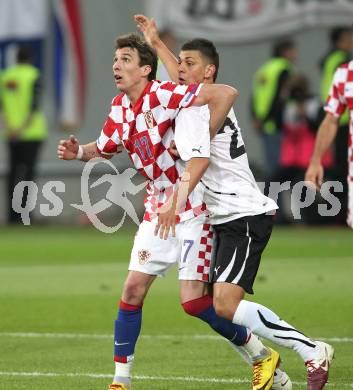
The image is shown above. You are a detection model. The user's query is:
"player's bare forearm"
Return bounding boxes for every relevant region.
[57,136,114,161]
[80,142,105,162]
[177,157,210,209]
[193,84,238,138]
[310,113,339,164]
[155,157,209,239]
[305,113,339,189]
[153,40,179,82]
[134,14,179,82]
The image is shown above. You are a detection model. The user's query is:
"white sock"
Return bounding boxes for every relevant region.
[232,300,319,361]
[242,333,269,361]
[113,360,133,387]
[229,339,284,378]
[229,341,253,365]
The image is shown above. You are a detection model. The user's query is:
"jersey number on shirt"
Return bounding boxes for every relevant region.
[219,117,246,159]
[132,131,154,164]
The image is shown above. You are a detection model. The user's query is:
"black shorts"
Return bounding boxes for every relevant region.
[211,213,273,294]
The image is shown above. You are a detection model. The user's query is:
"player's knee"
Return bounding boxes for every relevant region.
[122,280,148,305]
[181,300,199,317]
[181,295,213,317]
[213,296,235,321]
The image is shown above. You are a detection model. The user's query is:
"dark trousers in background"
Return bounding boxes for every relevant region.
[333,124,349,225]
[262,131,283,181]
[7,141,42,223]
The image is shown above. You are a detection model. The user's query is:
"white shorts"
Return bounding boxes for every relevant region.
[129,214,214,281]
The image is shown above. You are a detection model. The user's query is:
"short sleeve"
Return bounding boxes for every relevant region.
[156,81,203,120]
[174,105,210,161]
[96,102,123,155]
[324,66,347,118]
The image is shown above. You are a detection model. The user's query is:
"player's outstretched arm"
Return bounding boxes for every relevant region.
[193,84,238,138]
[134,14,179,82]
[305,113,339,190]
[57,135,113,162]
[155,157,210,240]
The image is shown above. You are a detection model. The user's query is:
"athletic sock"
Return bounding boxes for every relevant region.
[113,300,142,384]
[182,295,247,346]
[242,332,270,361]
[232,300,319,361]
[113,362,132,387]
[229,340,285,382]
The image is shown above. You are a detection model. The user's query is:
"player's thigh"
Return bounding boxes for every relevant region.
[129,220,180,277]
[212,213,273,294]
[177,214,214,283]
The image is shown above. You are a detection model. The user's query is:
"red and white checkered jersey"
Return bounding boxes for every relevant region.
[96,80,206,222]
[325,61,353,228]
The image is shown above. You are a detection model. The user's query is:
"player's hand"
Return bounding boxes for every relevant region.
[169,140,180,158]
[305,161,324,191]
[116,144,124,154]
[134,14,159,47]
[154,197,177,240]
[57,135,80,160]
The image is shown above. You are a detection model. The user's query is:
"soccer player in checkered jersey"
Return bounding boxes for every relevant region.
[135,14,335,390]
[57,33,279,390]
[306,60,353,229]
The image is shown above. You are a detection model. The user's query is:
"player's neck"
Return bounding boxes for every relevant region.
[203,78,213,85]
[126,80,150,106]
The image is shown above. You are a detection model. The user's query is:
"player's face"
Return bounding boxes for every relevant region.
[178,50,209,85]
[112,47,149,92]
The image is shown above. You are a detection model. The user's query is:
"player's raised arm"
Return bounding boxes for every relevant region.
[193,83,238,138]
[134,14,179,82]
[305,113,339,190]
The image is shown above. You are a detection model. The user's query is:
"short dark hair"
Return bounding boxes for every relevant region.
[272,39,296,57]
[330,26,352,46]
[17,45,34,64]
[115,33,158,81]
[181,38,219,81]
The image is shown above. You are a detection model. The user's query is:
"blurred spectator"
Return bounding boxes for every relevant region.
[156,28,177,81]
[0,45,48,223]
[275,75,333,223]
[319,26,353,224]
[250,39,297,181]
[281,75,332,172]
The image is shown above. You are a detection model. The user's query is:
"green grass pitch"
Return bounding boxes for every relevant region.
[0,225,352,389]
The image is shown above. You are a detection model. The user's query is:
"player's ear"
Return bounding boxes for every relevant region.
[205,64,216,81]
[141,64,152,79]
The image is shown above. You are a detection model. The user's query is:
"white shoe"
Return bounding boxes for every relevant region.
[316,341,334,364]
[271,369,292,389]
[306,340,334,390]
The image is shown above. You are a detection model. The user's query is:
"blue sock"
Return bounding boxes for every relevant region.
[114,300,142,362]
[183,295,247,346]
